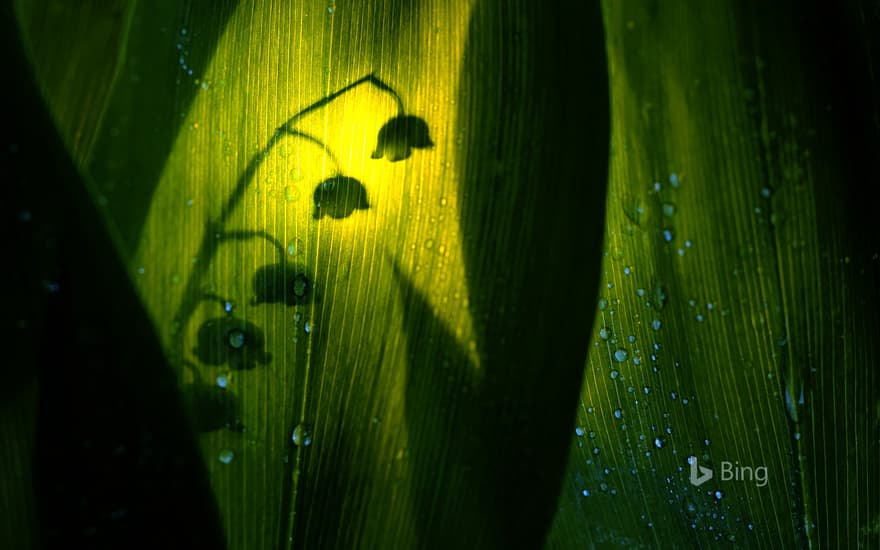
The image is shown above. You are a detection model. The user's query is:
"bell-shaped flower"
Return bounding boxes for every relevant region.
[312,176,370,220]
[370,115,433,162]
[193,317,270,370]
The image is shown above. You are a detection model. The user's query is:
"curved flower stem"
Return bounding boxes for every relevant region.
[218,130,342,226]
[169,73,404,371]
[219,229,287,260]
[279,72,405,134]
[198,291,240,312]
[181,359,203,384]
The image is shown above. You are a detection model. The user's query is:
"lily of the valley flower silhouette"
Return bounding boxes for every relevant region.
[193,317,271,370]
[312,176,370,220]
[181,382,243,433]
[173,74,433,440]
[252,262,313,306]
[371,115,434,162]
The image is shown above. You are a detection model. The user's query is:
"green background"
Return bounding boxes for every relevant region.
[2,0,878,548]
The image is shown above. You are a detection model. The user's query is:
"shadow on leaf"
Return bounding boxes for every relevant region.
[312,176,370,220]
[252,263,312,306]
[193,317,271,370]
[4,7,228,547]
[181,383,243,433]
[389,259,495,549]
[371,115,434,162]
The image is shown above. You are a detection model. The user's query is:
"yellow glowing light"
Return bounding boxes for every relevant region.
[133,3,477,546]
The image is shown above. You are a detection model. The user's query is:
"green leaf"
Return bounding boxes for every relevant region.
[14,0,135,165]
[546,0,880,547]
[12,0,609,548]
[10,0,878,548]
[2,3,226,547]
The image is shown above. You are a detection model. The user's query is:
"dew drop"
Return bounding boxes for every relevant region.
[653,284,668,310]
[227,329,246,349]
[291,423,312,447]
[614,349,628,362]
[218,449,234,464]
[622,197,646,226]
[287,238,304,256]
[283,186,301,202]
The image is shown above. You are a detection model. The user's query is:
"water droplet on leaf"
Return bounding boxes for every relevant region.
[227,329,246,349]
[292,423,312,447]
[194,317,271,370]
[252,263,313,306]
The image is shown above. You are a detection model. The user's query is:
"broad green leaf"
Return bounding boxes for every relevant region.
[14,0,134,165]
[3,4,225,547]
[13,0,609,548]
[11,0,879,548]
[546,0,879,548]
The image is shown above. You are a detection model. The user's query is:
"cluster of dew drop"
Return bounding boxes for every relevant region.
[569,172,756,542]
